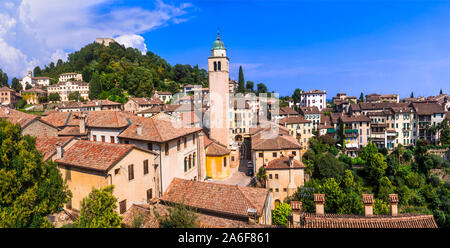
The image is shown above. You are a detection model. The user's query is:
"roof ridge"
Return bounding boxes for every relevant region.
[236,186,256,212]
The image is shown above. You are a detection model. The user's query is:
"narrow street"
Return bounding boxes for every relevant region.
[208,139,253,186]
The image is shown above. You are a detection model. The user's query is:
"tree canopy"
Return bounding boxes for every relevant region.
[74,186,122,228]
[0,119,71,227]
[35,42,208,100]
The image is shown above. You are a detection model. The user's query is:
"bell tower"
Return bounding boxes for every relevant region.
[208,31,230,147]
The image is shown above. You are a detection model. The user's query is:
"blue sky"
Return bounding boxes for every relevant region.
[1,0,450,98]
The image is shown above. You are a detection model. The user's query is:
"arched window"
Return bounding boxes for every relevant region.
[274,200,281,208]
[214,61,217,71]
[193,152,196,167]
[218,61,221,71]
[184,157,187,172]
[188,155,192,169]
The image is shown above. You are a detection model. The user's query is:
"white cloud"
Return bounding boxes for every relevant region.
[0,0,192,79]
[115,34,148,54]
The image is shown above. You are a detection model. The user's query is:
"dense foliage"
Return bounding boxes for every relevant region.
[74,186,122,228]
[155,203,199,228]
[0,69,8,87]
[291,135,450,227]
[272,203,292,226]
[0,119,71,227]
[34,42,208,102]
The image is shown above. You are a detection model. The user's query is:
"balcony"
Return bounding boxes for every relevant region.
[344,129,359,138]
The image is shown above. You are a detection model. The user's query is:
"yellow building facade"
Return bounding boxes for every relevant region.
[204,136,231,179]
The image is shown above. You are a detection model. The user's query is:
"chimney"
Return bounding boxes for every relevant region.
[136,124,142,135]
[362,194,374,217]
[56,142,63,159]
[389,194,399,216]
[290,201,302,227]
[287,154,297,196]
[313,194,325,216]
[247,208,257,225]
[288,154,294,168]
[79,114,86,134]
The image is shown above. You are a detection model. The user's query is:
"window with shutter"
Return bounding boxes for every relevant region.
[110,136,115,143]
[119,200,127,214]
[128,164,134,180]
[143,160,149,175]
[147,189,153,201]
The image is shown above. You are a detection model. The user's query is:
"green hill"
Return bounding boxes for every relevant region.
[34,41,208,103]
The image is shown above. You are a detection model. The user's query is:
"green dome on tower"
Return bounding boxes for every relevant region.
[212,31,225,50]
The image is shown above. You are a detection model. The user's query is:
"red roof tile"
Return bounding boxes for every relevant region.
[35,136,74,161]
[265,156,305,169]
[291,212,438,228]
[0,107,38,128]
[56,140,144,172]
[279,115,310,125]
[119,117,201,143]
[161,178,269,218]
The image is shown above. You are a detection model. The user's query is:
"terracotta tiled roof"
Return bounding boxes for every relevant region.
[121,203,166,228]
[21,87,46,94]
[340,114,371,123]
[279,115,310,125]
[155,91,172,95]
[58,126,88,136]
[301,90,326,94]
[50,81,88,87]
[0,87,15,92]
[292,212,438,228]
[137,104,183,114]
[131,97,164,106]
[161,178,269,218]
[40,112,73,127]
[57,100,121,109]
[249,122,291,136]
[0,107,38,128]
[265,156,305,169]
[118,117,201,143]
[56,140,143,172]
[32,76,51,80]
[358,102,408,111]
[252,132,301,151]
[85,111,136,128]
[35,136,74,161]
[299,106,321,115]
[271,107,299,116]
[412,102,445,115]
[122,203,271,228]
[205,137,230,156]
[390,106,414,113]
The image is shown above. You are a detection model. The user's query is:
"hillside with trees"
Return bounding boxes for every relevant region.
[33,42,208,103]
[287,136,450,228]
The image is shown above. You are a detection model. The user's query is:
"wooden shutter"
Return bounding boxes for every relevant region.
[147,189,153,201]
[128,164,134,180]
[119,200,127,214]
[143,160,149,175]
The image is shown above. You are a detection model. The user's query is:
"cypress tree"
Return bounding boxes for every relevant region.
[238,66,245,93]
